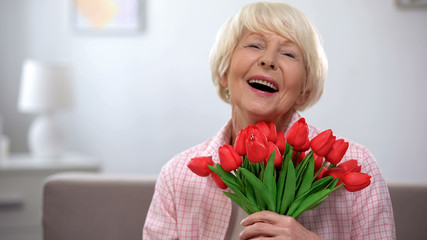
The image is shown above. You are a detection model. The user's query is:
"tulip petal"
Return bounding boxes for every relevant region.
[343,172,371,192]
[187,156,214,177]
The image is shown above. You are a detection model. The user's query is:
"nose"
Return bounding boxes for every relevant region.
[258,51,277,70]
[259,60,276,70]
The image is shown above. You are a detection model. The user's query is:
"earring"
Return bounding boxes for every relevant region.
[224,88,230,101]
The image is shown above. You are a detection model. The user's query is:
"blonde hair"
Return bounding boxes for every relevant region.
[209,1,328,111]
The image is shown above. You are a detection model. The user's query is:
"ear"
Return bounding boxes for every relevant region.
[219,74,228,87]
[295,90,310,106]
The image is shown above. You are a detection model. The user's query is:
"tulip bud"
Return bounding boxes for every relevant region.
[310,129,335,157]
[286,118,309,151]
[211,172,228,189]
[234,128,248,156]
[275,130,286,156]
[256,121,278,143]
[246,135,268,163]
[247,125,267,143]
[343,172,371,192]
[266,141,282,167]
[325,139,349,165]
[324,167,346,185]
[314,155,324,173]
[187,156,214,177]
[268,122,278,143]
[316,167,327,180]
[293,137,310,152]
[338,159,360,174]
[292,150,305,165]
[219,144,242,172]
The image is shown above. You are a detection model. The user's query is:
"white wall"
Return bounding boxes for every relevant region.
[1,0,426,181]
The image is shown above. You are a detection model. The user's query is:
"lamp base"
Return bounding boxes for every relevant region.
[28,113,64,158]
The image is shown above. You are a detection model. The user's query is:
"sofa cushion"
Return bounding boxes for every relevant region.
[42,172,156,240]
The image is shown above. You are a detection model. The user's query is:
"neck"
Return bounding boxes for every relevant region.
[229,107,296,146]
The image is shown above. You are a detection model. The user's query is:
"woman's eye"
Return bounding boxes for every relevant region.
[281,52,296,58]
[247,44,262,49]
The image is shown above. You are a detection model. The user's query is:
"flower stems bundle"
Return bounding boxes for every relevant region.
[188,119,371,219]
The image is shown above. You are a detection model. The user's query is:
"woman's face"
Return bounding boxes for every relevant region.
[220,30,307,125]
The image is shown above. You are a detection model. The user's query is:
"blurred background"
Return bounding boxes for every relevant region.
[0,0,426,181]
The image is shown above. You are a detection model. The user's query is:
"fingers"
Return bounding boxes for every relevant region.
[239,212,322,240]
[241,211,292,226]
[238,221,283,240]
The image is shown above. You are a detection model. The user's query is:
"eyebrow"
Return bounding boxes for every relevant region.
[244,32,296,46]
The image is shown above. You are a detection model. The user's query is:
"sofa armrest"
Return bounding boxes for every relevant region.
[42,172,156,240]
[388,181,427,240]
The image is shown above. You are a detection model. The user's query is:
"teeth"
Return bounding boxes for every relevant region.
[248,79,277,90]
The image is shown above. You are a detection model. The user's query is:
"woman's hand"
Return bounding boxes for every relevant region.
[239,211,325,240]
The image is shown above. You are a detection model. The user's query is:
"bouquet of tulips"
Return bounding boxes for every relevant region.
[188,118,371,219]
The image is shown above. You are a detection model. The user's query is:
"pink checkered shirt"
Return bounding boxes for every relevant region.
[143,113,396,239]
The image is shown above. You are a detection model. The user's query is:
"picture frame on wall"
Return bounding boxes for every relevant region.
[72,0,142,34]
[395,0,427,8]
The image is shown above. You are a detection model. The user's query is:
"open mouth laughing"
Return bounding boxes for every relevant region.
[247,79,278,93]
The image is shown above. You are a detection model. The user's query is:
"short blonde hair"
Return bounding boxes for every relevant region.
[209,1,328,111]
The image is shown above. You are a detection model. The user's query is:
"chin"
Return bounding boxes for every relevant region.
[246,108,279,122]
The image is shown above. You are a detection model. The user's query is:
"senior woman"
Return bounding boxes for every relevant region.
[143,2,395,239]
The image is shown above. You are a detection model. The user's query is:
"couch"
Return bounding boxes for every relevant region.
[42,172,427,240]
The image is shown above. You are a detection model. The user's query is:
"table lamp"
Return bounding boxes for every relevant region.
[18,59,73,158]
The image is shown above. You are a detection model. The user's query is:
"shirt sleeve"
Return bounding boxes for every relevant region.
[143,161,179,240]
[351,149,396,240]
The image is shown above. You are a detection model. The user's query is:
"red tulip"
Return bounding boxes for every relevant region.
[338,159,361,174]
[325,139,349,165]
[187,156,214,177]
[324,167,346,185]
[314,155,324,173]
[246,134,268,163]
[256,121,277,143]
[353,165,362,173]
[268,122,278,143]
[286,118,309,151]
[343,172,371,192]
[234,128,248,156]
[211,172,228,189]
[275,130,286,156]
[293,137,310,152]
[219,144,242,172]
[292,150,305,165]
[265,141,282,167]
[316,167,327,180]
[310,129,335,157]
[247,125,267,143]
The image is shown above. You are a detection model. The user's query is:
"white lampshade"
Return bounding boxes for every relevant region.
[18,59,74,158]
[18,59,73,113]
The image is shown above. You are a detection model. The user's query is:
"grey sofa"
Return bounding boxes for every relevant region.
[42,172,427,240]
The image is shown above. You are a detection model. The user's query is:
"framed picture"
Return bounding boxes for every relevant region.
[395,0,427,8]
[72,0,142,34]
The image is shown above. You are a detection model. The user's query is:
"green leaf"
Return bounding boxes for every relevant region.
[279,158,296,215]
[306,194,329,211]
[295,155,315,199]
[276,154,288,211]
[326,178,339,190]
[311,175,334,190]
[244,177,256,204]
[291,188,331,219]
[287,175,333,216]
[295,152,314,188]
[209,164,244,194]
[240,168,276,212]
[223,191,260,215]
[313,161,327,179]
[263,151,277,201]
[222,177,246,197]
